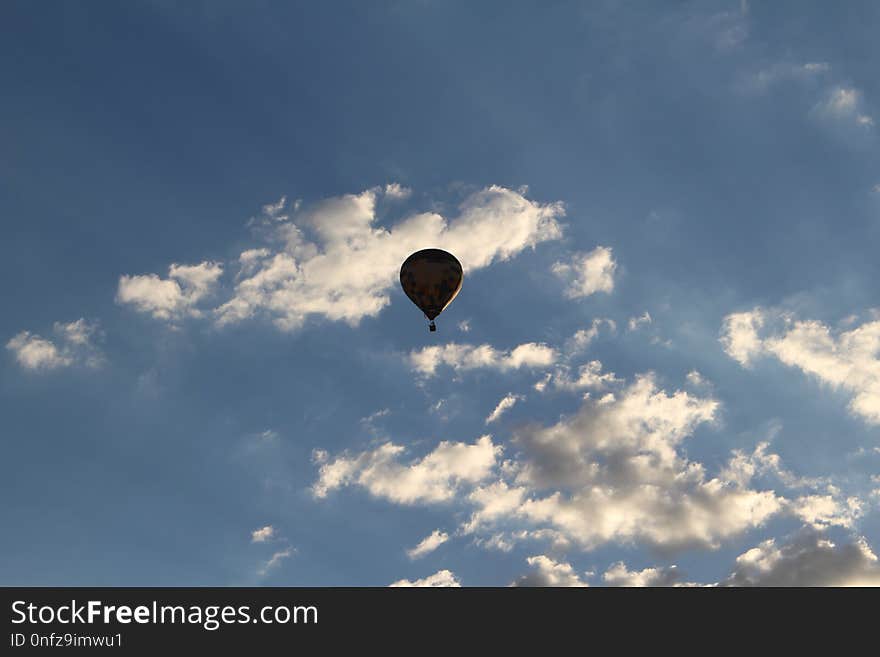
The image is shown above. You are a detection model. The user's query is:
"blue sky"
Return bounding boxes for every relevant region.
[2,0,880,586]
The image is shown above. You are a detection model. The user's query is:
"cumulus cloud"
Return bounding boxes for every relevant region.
[602,562,681,587]
[251,526,275,543]
[790,494,862,530]
[7,333,71,370]
[552,246,617,298]
[462,375,785,551]
[452,376,838,553]
[410,342,557,377]
[115,186,564,331]
[314,361,862,568]
[598,531,880,586]
[312,435,501,504]
[721,308,880,424]
[406,530,450,559]
[7,319,103,371]
[305,296,867,570]
[723,531,880,586]
[485,394,523,424]
[117,261,223,321]
[389,570,461,587]
[511,555,589,587]
[216,185,564,330]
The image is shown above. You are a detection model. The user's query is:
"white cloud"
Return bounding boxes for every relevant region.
[238,248,272,276]
[552,246,617,298]
[258,547,293,576]
[312,435,501,504]
[813,86,874,128]
[216,185,564,330]
[55,318,96,346]
[389,569,461,587]
[261,196,289,221]
[740,59,874,132]
[599,531,880,587]
[511,555,589,587]
[7,319,103,371]
[410,342,557,377]
[359,409,391,436]
[566,318,615,354]
[384,183,412,200]
[825,87,858,113]
[459,375,788,551]
[7,333,71,370]
[686,370,708,387]
[533,373,552,392]
[117,261,223,321]
[406,530,450,559]
[485,394,522,424]
[602,562,680,587]
[723,531,880,586]
[720,308,766,366]
[789,495,862,530]
[251,526,275,543]
[721,308,880,424]
[457,319,471,333]
[315,362,861,565]
[543,360,620,393]
[720,440,801,489]
[627,312,652,331]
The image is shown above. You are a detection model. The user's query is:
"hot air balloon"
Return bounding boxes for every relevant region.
[400,249,463,331]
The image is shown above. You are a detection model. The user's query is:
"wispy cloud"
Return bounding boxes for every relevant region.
[812,85,874,128]
[627,312,652,332]
[406,530,449,559]
[485,393,523,424]
[258,547,294,576]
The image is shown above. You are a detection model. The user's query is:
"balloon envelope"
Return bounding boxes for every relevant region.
[399,249,463,321]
